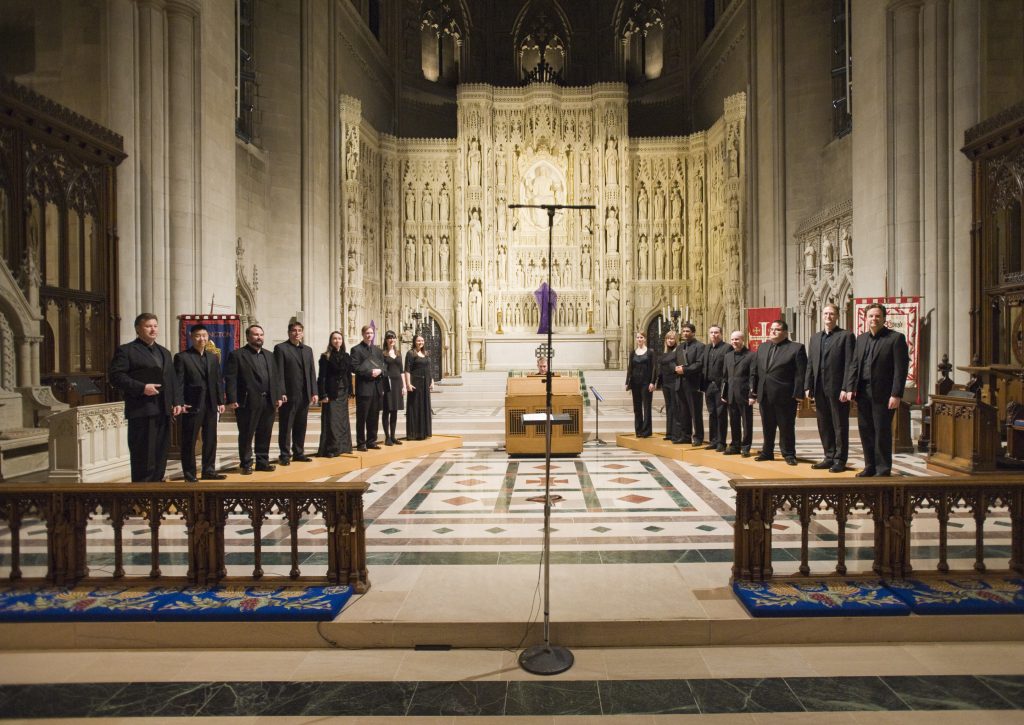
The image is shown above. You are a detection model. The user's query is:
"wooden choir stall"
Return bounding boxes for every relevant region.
[504,375,584,455]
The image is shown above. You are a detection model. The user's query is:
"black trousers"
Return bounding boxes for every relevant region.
[356,393,382,446]
[814,385,851,463]
[278,397,311,459]
[127,414,170,482]
[236,395,276,469]
[180,406,219,477]
[678,380,704,441]
[662,386,681,440]
[760,397,798,458]
[630,385,653,437]
[727,401,754,450]
[705,382,728,446]
[856,385,895,474]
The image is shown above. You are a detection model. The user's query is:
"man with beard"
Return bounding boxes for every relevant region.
[274,321,318,465]
[721,330,754,456]
[843,303,909,477]
[226,324,284,474]
[749,319,807,465]
[703,325,730,452]
[349,324,387,451]
[804,303,855,473]
[673,322,705,445]
[109,313,182,481]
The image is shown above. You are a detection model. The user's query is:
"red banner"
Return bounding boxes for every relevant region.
[853,297,920,391]
[177,314,242,375]
[746,307,782,352]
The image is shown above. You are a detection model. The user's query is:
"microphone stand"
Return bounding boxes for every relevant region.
[508,202,594,676]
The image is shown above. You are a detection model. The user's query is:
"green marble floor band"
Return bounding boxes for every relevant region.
[0,675,1021,718]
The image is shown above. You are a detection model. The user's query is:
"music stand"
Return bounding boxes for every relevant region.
[584,386,609,446]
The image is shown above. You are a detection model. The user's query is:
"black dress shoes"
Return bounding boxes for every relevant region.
[278,457,291,466]
[855,469,876,478]
[703,444,717,450]
[256,464,277,472]
[201,472,227,480]
[716,445,727,453]
[811,460,833,470]
[294,455,312,462]
[829,463,846,473]
[741,448,751,457]
[367,443,381,450]
[691,439,704,446]
[784,456,798,466]
[384,439,394,446]
[723,447,740,455]
[241,466,253,475]
[183,473,199,482]
[754,453,774,462]
[357,445,367,452]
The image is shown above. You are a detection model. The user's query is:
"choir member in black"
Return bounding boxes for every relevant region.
[674,322,706,445]
[174,324,226,481]
[380,331,405,446]
[274,321,318,465]
[842,303,910,477]
[704,325,730,452]
[109,313,182,482]
[625,330,657,438]
[350,324,387,451]
[720,330,754,456]
[749,319,807,465]
[656,330,683,442]
[226,324,284,473]
[804,303,856,473]
[404,334,434,440]
[316,331,352,457]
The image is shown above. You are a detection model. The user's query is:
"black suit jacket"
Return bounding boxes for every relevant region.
[174,347,223,413]
[845,327,910,401]
[721,347,753,406]
[750,339,807,405]
[225,345,284,408]
[674,339,706,389]
[704,341,729,389]
[804,327,855,398]
[274,341,317,402]
[656,346,680,391]
[350,341,387,398]
[317,350,352,400]
[109,338,181,418]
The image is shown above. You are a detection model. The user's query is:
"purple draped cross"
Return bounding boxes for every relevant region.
[534,282,557,335]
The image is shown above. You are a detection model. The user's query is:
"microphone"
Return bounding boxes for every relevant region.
[511,219,519,231]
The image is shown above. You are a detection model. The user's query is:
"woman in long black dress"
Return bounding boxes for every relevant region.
[380,330,405,446]
[316,331,352,456]
[625,330,657,438]
[404,334,433,440]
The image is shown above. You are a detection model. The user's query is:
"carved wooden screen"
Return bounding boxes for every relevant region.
[0,78,125,404]
[963,102,1024,367]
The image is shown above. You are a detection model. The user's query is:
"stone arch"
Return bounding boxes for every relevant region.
[511,0,572,83]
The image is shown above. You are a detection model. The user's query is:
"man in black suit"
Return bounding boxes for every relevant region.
[349,324,386,451]
[804,303,856,473]
[673,322,705,445]
[703,325,730,452]
[274,321,318,465]
[225,324,284,474]
[109,313,182,482]
[749,319,807,465]
[842,303,910,477]
[721,330,754,456]
[174,324,226,482]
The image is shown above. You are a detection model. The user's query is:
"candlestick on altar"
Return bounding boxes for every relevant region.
[586,307,594,334]
[496,308,505,335]
[673,294,678,309]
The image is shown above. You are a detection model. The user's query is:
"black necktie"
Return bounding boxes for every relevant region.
[767,344,777,369]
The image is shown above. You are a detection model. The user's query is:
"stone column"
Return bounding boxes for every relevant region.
[166,0,201,320]
[136,0,170,341]
[890,0,922,296]
[29,337,41,386]
[16,338,31,388]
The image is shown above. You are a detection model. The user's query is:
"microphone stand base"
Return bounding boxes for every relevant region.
[518,644,575,675]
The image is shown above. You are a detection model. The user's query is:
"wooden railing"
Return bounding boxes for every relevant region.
[731,476,1024,581]
[0,482,369,590]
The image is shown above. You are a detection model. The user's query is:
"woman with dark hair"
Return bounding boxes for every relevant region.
[625,330,657,438]
[404,334,433,440]
[316,331,352,457]
[380,330,405,446]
